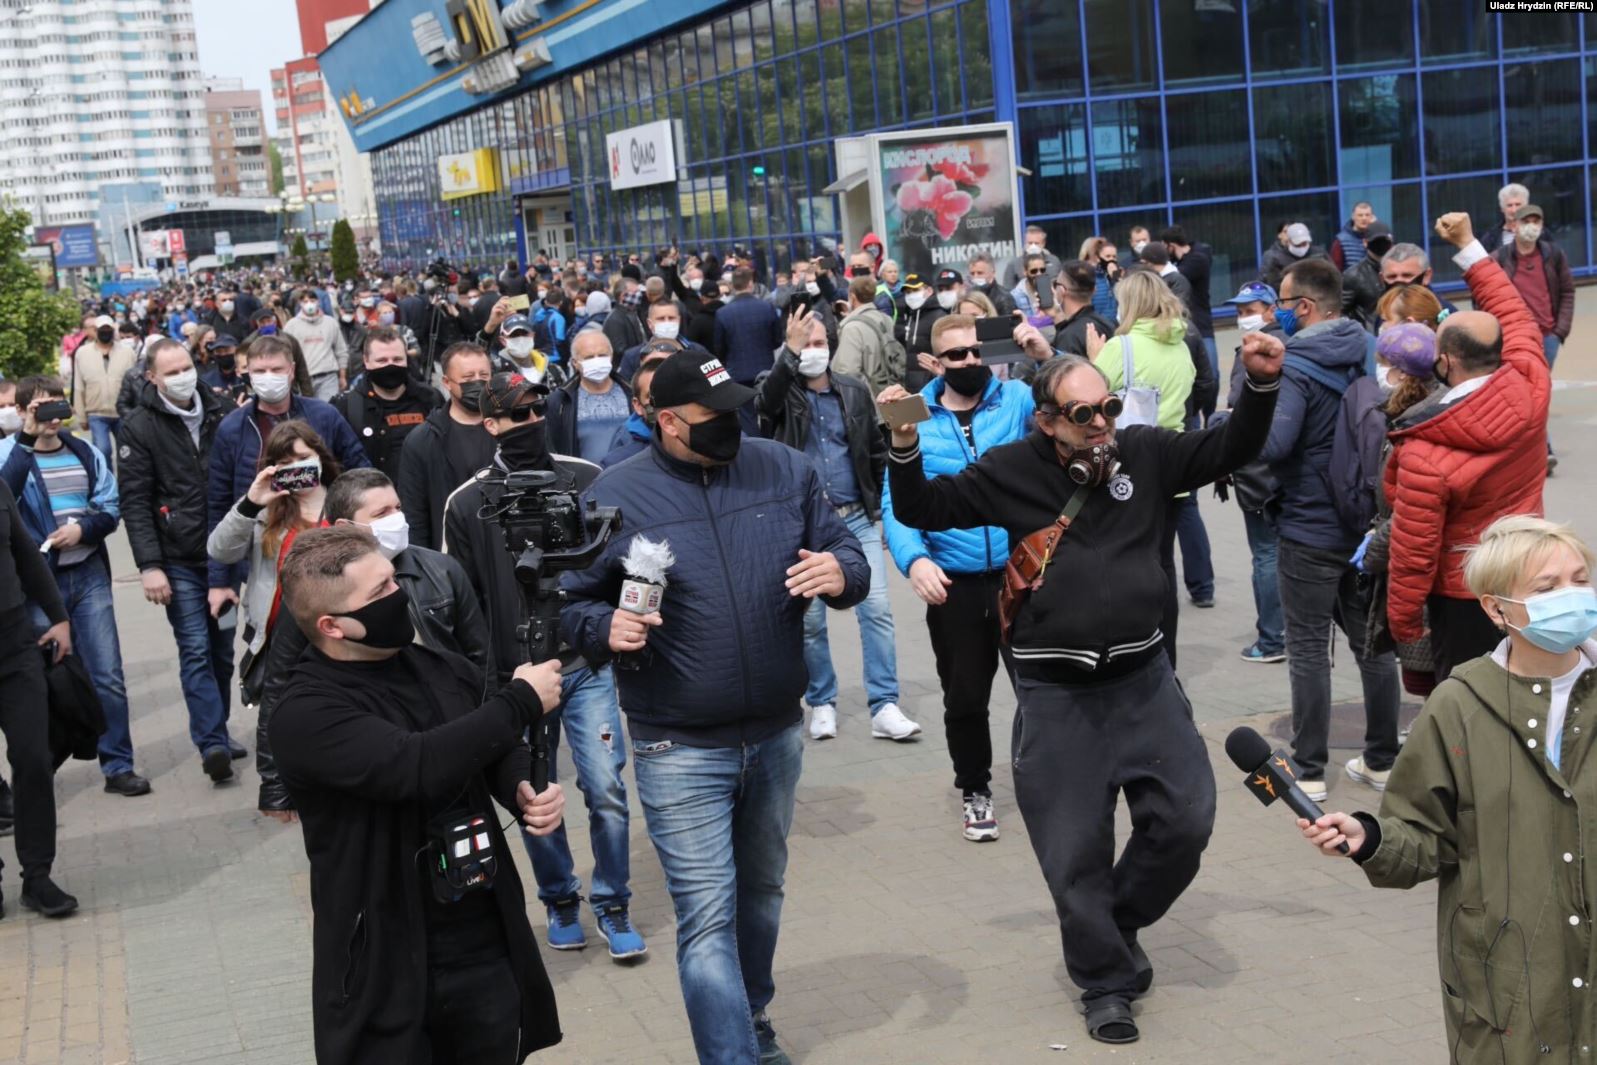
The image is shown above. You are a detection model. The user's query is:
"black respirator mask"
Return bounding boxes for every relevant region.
[1062,442,1122,488]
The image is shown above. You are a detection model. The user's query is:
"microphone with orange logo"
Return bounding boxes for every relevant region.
[1225,726,1349,855]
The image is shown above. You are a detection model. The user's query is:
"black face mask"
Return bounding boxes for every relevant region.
[497,419,548,470]
[849,266,873,279]
[678,410,741,465]
[337,585,414,649]
[456,380,486,414]
[368,364,409,390]
[1367,239,1393,258]
[97,327,115,344]
[214,354,237,372]
[1432,354,1452,388]
[943,364,992,399]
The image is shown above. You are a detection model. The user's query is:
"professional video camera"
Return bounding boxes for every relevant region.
[478,468,620,791]
[425,257,456,286]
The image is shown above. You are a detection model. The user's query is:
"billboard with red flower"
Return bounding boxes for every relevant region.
[875,126,1020,281]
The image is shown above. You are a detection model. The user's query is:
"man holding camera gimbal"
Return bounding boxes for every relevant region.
[441,372,645,961]
[270,524,566,1064]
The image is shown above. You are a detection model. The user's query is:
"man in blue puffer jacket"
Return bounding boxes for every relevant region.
[882,315,1035,844]
[561,350,868,1065]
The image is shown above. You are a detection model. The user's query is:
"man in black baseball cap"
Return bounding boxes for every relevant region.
[934,268,965,312]
[561,345,870,1065]
[442,368,646,963]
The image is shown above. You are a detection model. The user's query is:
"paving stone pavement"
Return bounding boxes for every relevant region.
[4,311,1597,1065]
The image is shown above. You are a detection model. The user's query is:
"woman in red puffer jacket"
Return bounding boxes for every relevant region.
[1384,213,1551,689]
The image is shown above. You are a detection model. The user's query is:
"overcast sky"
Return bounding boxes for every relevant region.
[192,0,304,135]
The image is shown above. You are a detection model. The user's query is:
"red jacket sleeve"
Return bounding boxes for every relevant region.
[1461,253,1550,432]
[1386,444,1448,646]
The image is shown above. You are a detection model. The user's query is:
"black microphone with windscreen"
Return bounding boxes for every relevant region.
[1225,726,1349,855]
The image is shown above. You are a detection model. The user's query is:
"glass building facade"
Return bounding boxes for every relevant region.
[368,0,1597,311]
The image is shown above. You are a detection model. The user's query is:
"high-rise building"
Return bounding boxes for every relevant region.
[204,78,270,198]
[294,0,370,57]
[271,57,338,197]
[0,0,212,230]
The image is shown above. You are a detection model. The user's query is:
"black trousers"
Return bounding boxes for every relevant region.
[1430,594,1503,684]
[1012,655,1216,1004]
[426,955,522,1065]
[925,571,1015,795]
[0,607,56,881]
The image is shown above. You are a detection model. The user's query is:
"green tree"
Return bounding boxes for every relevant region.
[267,142,285,196]
[0,203,81,379]
[290,233,309,278]
[329,218,357,282]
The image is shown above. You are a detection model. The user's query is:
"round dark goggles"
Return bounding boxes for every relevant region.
[1040,395,1124,425]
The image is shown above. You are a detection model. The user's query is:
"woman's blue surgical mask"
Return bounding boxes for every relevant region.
[1498,586,1597,654]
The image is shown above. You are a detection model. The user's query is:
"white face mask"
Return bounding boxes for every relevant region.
[797,346,830,377]
[1025,242,1042,255]
[162,368,199,404]
[652,320,680,340]
[0,406,20,433]
[1236,314,1266,333]
[686,277,704,292]
[804,280,821,297]
[250,371,292,403]
[339,313,355,323]
[936,289,959,310]
[580,356,613,382]
[362,511,410,560]
[905,290,927,310]
[1288,244,1310,258]
[1132,240,1148,254]
[1518,222,1543,242]
[505,336,536,358]
[1375,365,1397,393]
[300,302,320,318]
[220,300,234,314]
[360,296,378,308]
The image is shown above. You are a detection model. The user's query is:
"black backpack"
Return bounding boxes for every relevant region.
[1328,376,1390,538]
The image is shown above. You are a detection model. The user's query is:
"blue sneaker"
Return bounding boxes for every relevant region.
[753,1011,791,1065]
[1239,643,1286,664]
[545,896,587,951]
[594,904,647,961]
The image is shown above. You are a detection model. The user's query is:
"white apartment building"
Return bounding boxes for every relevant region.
[0,0,213,227]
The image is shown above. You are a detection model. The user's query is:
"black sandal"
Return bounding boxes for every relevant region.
[1085,1000,1140,1045]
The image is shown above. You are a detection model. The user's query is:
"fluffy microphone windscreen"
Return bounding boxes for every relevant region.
[1224,726,1273,772]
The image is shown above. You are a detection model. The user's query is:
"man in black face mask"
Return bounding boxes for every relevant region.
[561,349,871,1065]
[333,327,442,479]
[270,524,566,1064]
[880,334,1285,1048]
[397,342,494,550]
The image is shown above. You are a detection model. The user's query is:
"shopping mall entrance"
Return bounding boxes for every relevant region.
[520,196,574,264]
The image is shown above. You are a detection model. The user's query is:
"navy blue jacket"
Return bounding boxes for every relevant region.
[560,438,869,745]
[0,432,119,577]
[1257,318,1369,551]
[711,293,783,385]
[205,395,371,587]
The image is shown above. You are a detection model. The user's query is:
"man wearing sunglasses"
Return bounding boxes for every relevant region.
[880,330,1286,1048]
[441,372,646,965]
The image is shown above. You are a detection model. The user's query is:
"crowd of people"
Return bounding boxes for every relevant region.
[0,188,1582,1064]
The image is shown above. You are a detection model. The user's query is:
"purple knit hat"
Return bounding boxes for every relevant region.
[1377,322,1437,379]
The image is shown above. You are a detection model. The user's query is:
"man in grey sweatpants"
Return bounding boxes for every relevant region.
[880,323,1285,1046]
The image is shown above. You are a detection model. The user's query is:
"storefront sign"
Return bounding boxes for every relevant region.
[167,229,187,255]
[33,224,97,268]
[872,125,1022,282]
[606,120,679,191]
[141,230,170,260]
[438,148,501,200]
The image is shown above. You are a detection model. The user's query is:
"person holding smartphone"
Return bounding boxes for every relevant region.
[0,375,148,803]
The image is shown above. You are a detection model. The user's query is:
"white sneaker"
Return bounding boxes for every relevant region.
[870,703,921,741]
[808,705,837,740]
[1345,756,1390,792]
[963,793,999,842]
[1298,778,1328,802]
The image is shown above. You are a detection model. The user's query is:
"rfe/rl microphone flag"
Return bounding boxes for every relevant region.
[619,536,674,614]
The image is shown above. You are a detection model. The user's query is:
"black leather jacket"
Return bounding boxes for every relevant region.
[1341,255,1385,332]
[755,347,888,520]
[255,544,491,811]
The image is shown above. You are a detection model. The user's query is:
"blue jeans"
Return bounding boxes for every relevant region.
[802,509,898,713]
[88,415,119,465]
[28,554,134,776]
[1545,334,1561,368]
[632,723,803,1065]
[1242,508,1285,654]
[1174,493,1214,601]
[519,665,631,909]
[163,564,234,753]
